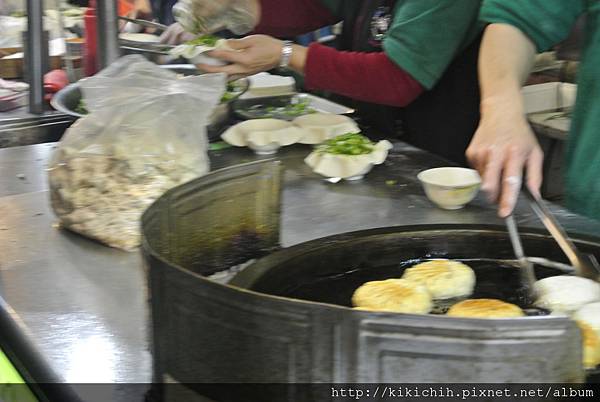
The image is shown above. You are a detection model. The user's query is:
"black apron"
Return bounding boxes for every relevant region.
[332,0,481,165]
[151,0,178,25]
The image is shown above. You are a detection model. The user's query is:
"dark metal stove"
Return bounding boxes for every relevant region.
[142,160,598,402]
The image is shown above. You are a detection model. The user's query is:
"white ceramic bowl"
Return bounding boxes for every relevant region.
[417,167,481,210]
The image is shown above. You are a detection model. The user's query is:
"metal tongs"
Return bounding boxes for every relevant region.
[118,16,168,33]
[523,186,600,279]
[505,214,537,299]
[117,17,174,55]
[506,186,600,284]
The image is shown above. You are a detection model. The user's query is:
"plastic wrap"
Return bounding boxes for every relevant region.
[48,55,226,250]
[172,0,255,35]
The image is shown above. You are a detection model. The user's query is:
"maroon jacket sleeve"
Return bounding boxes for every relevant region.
[253,0,338,37]
[304,43,424,107]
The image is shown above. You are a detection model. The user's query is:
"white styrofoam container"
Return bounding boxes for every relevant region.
[240,72,296,99]
[522,82,577,114]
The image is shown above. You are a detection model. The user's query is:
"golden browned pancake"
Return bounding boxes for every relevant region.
[402,259,475,299]
[574,302,600,334]
[446,299,524,318]
[576,321,600,369]
[352,279,432,314]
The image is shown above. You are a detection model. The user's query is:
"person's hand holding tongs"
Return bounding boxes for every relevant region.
[468,24,600,281]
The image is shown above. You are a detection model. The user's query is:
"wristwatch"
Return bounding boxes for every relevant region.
[279,40,293,69]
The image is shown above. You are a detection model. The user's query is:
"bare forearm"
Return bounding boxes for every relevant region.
[466,23,544,218]
[479,23,537,114]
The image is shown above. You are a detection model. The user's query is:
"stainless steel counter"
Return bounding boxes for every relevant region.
[1,141,599,401]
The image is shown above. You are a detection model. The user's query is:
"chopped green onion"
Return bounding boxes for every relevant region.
[220,92,235,103]
[185,35,219,47]
[75,99,88,115]
[317,133,375,155]
[209,142,233,151]
[243,97,315,118]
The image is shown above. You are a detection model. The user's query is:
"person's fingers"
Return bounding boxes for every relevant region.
[465,132,491,173]
[165,31,183,45]
[468,146,492,177]
[196,63,247,76]
[160,29,195,45]
[180,32,196,42]
[481,148,505,203]
[159,29,174,44]
[224,38,253,50]
[525,146,544,199]
[498,149,526,217]
[162,33,176,45]
[207,49,248,65]
[228,74,246,81]
[159,23,183,44]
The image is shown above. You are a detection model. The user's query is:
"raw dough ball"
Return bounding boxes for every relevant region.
[534,276,600,314]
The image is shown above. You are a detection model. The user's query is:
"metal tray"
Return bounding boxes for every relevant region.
[51,68,247,119]
[118,33,174,55]
[232,93,354,121]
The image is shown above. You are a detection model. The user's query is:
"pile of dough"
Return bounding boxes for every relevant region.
[576,321,600,369]
[293,113,360,144]
[221,119,305,148]
[534,276,600,314]
[304,140,392,179]
[447,299,525,318]
[352,279,432,314]
[402,259,475,299]
[49,144,201,251]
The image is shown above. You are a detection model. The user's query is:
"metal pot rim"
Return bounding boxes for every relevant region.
[143,222,600,325]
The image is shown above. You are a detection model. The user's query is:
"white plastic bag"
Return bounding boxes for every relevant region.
[48,55,225,250]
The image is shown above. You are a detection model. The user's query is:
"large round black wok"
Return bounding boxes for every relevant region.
[142,159,600,402]
[230,225,585,314]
